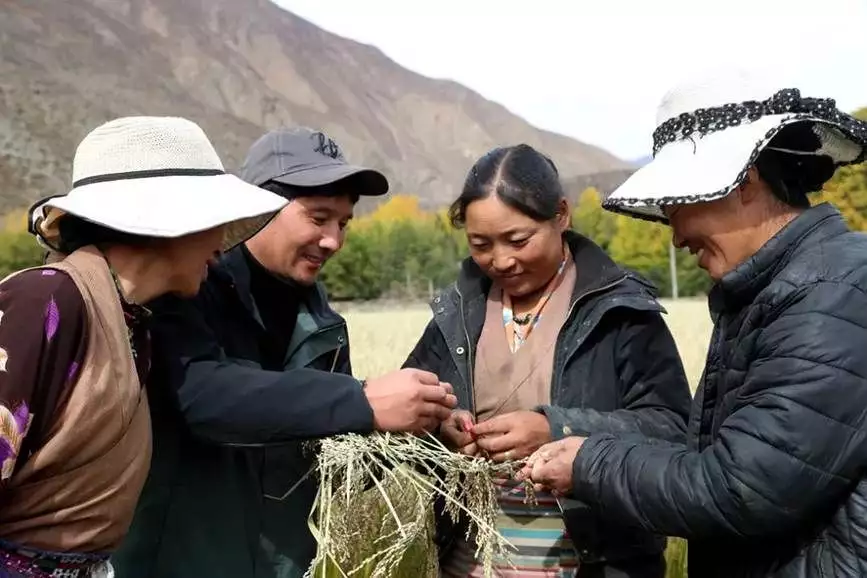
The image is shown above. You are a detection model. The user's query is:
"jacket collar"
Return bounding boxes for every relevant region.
[215,244,258,321]
[709,202,849,315]
[211,244,328,328]
[455,230,636,306]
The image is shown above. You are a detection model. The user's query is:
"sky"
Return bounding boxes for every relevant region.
[275,0,867,161]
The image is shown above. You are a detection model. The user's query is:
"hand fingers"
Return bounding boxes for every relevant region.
[490,447,527,463]
[459,442,479,456]
[441,424,473,448]
[423,402,455,423]
[409,369,441,385]
[524,448,543,467]
[470,415,510,437]
[439,382,455,395]
[516,449,544,479]
[530,456,551,484]
[451,409,474,429]
[419,385,457,408]
[531,442,560,461]
[476,432,518,455]
[492,475,511,487]
[418,417,440,433]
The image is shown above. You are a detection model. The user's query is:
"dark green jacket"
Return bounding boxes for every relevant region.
[112,246,374,578]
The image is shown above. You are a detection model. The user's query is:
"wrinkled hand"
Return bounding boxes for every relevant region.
[470,410,551,462]
[440,410,481,456]
[364,369,457,434]
[517,436,586,495]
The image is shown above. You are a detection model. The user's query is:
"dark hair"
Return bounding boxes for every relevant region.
[448,144,565,228]
[754,122,837,209]
[55,214,158,254]
[261,179,360,204]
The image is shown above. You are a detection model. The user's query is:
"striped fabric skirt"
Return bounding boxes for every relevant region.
[441,479,579,578]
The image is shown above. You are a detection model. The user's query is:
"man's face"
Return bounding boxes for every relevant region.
[250,194,355,285]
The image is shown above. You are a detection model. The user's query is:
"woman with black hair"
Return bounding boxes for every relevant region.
[403,143,692,577]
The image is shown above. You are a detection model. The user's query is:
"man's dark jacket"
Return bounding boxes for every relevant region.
[403,231,693,575]
[112,246,374,578]
[571,203,867,577]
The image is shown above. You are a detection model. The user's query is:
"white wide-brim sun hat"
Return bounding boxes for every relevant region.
[28,116,288,251]
[603,68,867,223]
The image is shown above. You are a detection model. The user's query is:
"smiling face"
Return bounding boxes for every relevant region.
[464,194,569,298]
[662,167,803,281]
[245,193,355,285]
[664,195,746,280]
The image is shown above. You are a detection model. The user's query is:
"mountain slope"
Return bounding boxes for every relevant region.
[0,0,630,213]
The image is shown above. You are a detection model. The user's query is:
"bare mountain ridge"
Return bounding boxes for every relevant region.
[0,0,630,214]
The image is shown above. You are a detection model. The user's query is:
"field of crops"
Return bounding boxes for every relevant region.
[341,298,713,388]
[331,297,713,578]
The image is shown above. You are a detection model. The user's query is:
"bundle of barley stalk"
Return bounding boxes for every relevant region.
[304,431,529,578]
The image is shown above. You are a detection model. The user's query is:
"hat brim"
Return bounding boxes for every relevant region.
[603,114,866,223]
[271,162,389,196]
[30,173,287,252]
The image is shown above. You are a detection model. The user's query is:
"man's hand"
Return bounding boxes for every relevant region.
[363,369,457,434]
[440,410,481,456]
[470,410,551,462]
[517,436,586,495]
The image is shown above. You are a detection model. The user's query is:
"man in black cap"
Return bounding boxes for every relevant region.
[113,128,457,578]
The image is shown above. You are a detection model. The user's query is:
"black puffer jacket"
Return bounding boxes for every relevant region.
[403,231,692,575]
[571,203,867,577]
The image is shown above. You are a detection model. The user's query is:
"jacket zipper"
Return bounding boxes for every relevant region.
[329,343,342,373]
[551,274,628,403]
[265,324,345,501]
[455,284,477,419]
[548,273,628,539]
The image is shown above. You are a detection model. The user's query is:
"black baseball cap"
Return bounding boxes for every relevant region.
[238,127,389,196]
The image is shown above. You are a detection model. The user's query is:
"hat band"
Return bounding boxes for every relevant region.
[73,168,225,188]
[651,88,866,156]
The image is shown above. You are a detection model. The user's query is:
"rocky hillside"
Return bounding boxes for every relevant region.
[0,0,630,214]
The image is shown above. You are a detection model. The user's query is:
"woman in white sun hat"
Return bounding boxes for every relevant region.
[520,68,867,578]
[0,116,286,577]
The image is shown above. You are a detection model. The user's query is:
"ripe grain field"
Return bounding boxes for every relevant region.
[333,298,712,578]
[341,298,712,390]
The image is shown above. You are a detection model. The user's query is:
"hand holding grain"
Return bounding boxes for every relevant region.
[364,368,457,433]
[471,410,552,462]
[517,436,586,495]
[440,409,482,456]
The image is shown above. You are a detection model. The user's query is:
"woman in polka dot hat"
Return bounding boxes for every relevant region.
[522,67,867,578]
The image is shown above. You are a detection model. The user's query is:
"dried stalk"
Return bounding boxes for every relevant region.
[304,431,526,578]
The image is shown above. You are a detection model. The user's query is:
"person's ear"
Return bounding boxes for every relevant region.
[556,199,571,232]
[737,166,763,207]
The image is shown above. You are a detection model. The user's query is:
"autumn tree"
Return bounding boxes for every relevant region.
[572,187,617,252]
[0,209,44,279]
